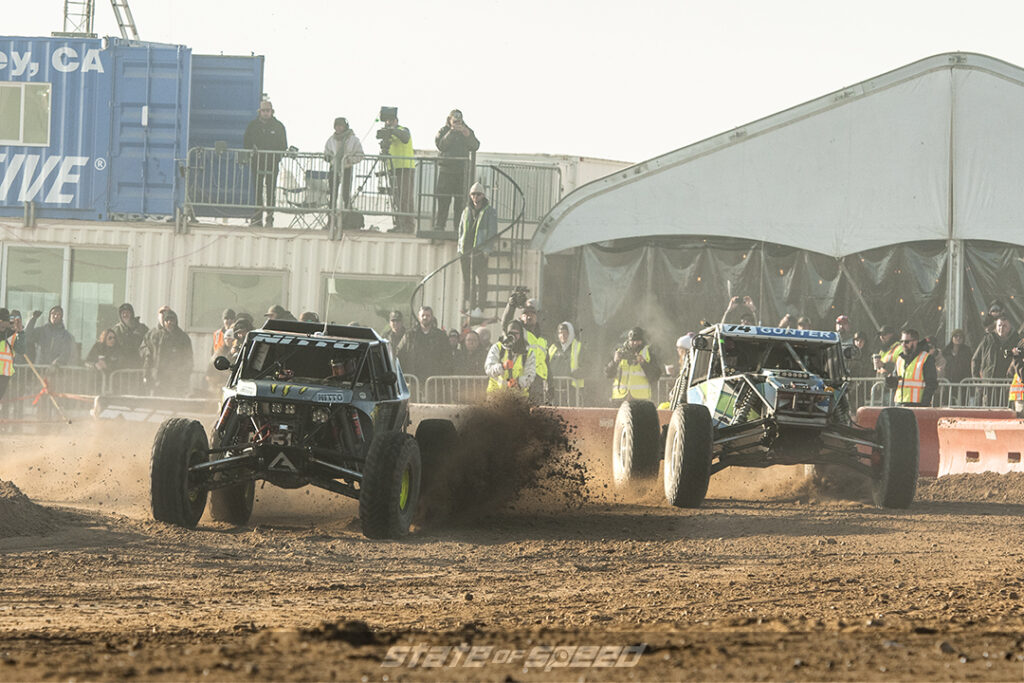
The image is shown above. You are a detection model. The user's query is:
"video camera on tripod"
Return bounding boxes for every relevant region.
[375,106,399,153]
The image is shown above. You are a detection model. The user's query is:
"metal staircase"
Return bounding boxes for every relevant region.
[410,165,527,326]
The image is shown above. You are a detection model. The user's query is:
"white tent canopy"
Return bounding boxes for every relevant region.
[533,53,1024,258]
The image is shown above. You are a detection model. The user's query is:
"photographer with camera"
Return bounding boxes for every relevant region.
[434,109,480,231]
[376,107,415,233]
[485,320,536,397]
[605,326,661,404]
[501,289,549,403]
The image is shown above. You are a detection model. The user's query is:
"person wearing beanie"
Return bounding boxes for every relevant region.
[457,181,498,314]
[323,116,364,215]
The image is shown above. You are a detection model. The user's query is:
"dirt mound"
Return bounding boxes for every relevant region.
[917,472,1024,503]
[419,393,591,524]
[0,479,62,537]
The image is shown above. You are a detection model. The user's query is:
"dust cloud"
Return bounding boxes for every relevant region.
[418,393,592,525]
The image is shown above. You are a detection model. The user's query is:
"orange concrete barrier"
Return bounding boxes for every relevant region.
[855,407,1013,477]
[936,418,1024,476]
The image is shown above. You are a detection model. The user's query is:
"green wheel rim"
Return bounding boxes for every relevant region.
[399,467,410,510]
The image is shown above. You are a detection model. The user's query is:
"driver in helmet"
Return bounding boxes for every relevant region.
[326,355,358,384]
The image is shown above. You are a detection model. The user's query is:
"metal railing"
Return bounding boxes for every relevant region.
[181,146,495,239]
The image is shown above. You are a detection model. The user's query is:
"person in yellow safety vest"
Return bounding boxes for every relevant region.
[605,326,661,404]
[0,307,27,401]
[501,294,549,403]
[548,322,586,406]
[872,324,902,375]
[379,107,416,233]
[1006,335,1024,416]
[884,328,937,406]
[485,320,536,397]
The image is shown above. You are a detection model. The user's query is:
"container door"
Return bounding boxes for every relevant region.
[106,40,191,218]
[187,54,264,218]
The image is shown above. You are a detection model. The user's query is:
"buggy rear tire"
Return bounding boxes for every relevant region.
[151,418,209,528]
[359,431,422,539]
[415,419,458,493]
[872,407,919,508]
[612,399,661,487]
[663,404,713,508]
[209,481,255,525]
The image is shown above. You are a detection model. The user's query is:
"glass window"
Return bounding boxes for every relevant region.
[321,275,418,330]
[3,245,64,318]
[69,249,127,345]
[0,81,51,146]
[188,269,288,331]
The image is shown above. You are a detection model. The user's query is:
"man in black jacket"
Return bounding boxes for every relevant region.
[433,109,480,231]
[244,100,288,227]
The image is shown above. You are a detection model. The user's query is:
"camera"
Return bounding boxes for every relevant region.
[510,286,529,309]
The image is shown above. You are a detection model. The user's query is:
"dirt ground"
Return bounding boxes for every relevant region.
[3,411,1024,681]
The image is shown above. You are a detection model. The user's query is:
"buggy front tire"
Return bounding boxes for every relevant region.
[151,418,209,528]
[612,399,661,487]
[359,431,422,539]
[872,407,919,508]
[663,404,713,508]
[209,481,255,525]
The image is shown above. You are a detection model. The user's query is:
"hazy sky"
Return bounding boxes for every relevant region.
[9,1,1024,162]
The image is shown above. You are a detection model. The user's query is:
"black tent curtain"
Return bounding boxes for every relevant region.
[541,237,1024,377]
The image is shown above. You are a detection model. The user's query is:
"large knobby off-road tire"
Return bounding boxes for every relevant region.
[872,407,919,508]
[415,419,458,495]
[663,404,714,508]
[359,431,422,539]
[207,431,256,525]
[151,418,210,528]
[612,399,661,488]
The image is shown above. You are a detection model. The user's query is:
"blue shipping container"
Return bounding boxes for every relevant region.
[0,36,191,220]
[188,54,264,218]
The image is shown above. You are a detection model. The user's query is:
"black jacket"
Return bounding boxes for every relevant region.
[435,124,480,174]
[244,116,288,151]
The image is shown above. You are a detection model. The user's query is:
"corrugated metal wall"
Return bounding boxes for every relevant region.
[1,221,539,366]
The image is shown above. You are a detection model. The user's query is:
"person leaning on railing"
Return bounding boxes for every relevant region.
[243,99,288,227]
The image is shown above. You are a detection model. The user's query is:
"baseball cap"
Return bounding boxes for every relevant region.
[836,315,850,324]
[266,304,287,317]
[523,298,539,311]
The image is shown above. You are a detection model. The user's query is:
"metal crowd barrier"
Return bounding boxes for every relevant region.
[423,375,488,404]
[548,376,583,407]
